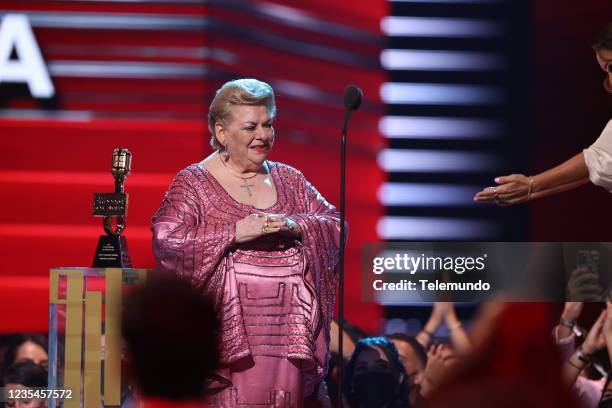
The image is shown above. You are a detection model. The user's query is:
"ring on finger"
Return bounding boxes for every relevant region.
[492,187,500,201]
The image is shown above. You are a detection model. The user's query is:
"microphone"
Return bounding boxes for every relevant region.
[337,84,362,408]
[111,148,132,193]
[343,84,363,111]
[342,85,363,136]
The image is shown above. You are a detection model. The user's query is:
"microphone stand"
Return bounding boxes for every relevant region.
[336,107,352,408]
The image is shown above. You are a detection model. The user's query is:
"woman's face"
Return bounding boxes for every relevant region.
[216,104,274,169]
[15,341,48,370]
[352,346,401,408]
[596,48,612,93]
[354,346,393,376]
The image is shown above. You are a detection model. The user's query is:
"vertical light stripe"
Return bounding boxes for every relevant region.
[103,268,123,406]
[63,272,84,408]
[84,292,102,408]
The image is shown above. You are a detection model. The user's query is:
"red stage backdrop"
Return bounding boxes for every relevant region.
[0,0,386,333]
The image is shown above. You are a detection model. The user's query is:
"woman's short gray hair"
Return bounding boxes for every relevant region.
[208,78,276,150]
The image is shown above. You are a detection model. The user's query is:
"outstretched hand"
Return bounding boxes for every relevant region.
[473,174,531,206]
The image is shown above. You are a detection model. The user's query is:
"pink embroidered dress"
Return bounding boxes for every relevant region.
[151,161,342,407]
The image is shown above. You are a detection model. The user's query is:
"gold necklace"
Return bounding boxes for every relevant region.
[219,156,267,197]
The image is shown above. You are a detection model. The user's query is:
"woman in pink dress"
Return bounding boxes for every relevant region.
[151,78,342,407]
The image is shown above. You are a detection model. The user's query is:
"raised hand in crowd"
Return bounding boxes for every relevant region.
[416,302,445,348]
[416,302,471,353]
[422,343,457,397]
[440,303,472,354]
[600,302,612,405]
[563,309,607,386]
[557,302,584,342]
[567,267,603,302]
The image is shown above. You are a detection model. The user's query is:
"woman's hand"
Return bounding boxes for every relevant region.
[423,344,446,395]
[261,214,302,238]
[602,302,612,349]
[423,344,456,395]
[417,302,449,347]
[441,303,472,353]
[558,302,584,340]
[234,214,302,243]
[603,303,612,400]
[562,309,606,386]
[234,213,285,243]
[473,174,531,206]
[567,267,602,301]
[279,215,302,238]
[582,309,607,355]
[604,302,612,335]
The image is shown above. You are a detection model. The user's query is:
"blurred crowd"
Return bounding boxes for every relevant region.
[5,279,612,408]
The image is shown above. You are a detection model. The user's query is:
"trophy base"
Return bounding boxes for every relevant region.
[92,235,132,268]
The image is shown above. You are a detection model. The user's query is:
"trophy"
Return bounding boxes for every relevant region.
[92,148,133,268]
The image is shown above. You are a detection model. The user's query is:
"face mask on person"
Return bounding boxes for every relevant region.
[352,371,398,408]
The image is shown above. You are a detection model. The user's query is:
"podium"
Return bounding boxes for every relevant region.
[48,267,149,408]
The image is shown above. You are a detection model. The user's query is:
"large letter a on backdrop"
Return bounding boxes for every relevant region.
[0,14,55,98]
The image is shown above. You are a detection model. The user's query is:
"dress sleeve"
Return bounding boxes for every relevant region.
[290,173,346,277]
[583,119,612,193]
[288,170,347,383]
[151,169,235,290]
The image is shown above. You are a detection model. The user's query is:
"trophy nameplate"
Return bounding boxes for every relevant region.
[93,193,128,217]
[92,148,133,268]
[92,235,131,268]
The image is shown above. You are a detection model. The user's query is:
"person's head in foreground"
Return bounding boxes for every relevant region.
[593,21,612,93]
[208,78,276,171]
[122,275,219,403]
[388,333,428,405]
[343,336,411,408]
[1,334,48,377]
[3,360,47,408]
